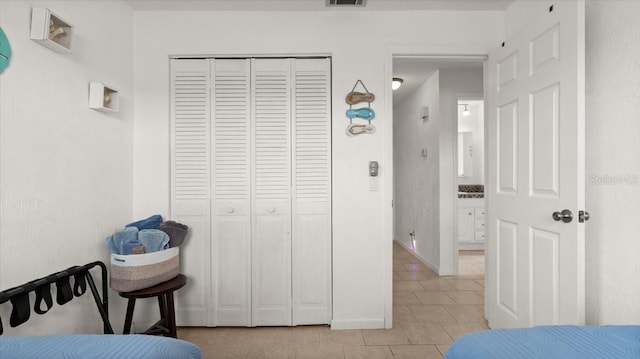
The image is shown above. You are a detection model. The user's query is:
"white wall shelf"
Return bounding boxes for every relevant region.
[30,8,73,53]
[89,82,119,112]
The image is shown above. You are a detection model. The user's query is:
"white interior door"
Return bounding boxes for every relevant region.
[486,1,585,328]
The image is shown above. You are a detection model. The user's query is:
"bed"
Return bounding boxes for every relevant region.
[444,325,640,359]
[0,334,202,359]
[0,261,202,359]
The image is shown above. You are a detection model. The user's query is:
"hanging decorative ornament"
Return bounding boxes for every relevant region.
[345,123,376,137]
[345,79,377,137]
[346,107,375,121]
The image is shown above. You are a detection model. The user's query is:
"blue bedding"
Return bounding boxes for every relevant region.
[445,325,640,359]
[0,334,202,359]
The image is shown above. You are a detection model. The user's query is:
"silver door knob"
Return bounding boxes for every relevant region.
[579,210,590,223]
[552,209,573,223]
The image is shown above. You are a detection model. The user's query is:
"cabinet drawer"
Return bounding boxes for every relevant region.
[461,209,474,217]
[474,220,486,230]
[474,230,486,243]
[475,208,486,219]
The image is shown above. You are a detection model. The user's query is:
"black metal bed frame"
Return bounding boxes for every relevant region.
[0,261,114,335]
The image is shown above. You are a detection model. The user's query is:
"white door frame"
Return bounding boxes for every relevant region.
[384,45,489,327]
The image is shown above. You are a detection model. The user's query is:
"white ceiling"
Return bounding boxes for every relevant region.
[128,0,513,11]
[127,0,501,104]
[392,58,483,105]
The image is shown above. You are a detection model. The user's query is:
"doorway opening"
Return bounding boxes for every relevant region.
[456,97,485,277]
[391,56,486,278]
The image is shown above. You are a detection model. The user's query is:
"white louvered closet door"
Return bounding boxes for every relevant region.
[211,59,252,327]
[251,59,293,326]
[171,57,330,328]
[170,59,212,326]
[291,58,332,325]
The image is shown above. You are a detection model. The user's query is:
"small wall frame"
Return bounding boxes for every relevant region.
[89,82,119,112]
[30,8,73,53]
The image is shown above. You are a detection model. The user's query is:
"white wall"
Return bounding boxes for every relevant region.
[584,0,640,325]
[0,0,134,334]
[393,71,440,269]
[438,69,484,275]
[133,10,503,328]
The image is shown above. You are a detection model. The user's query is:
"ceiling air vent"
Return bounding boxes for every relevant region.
[326,0,366,7]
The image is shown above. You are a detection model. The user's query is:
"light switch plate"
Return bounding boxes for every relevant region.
[420,106,429,123]
[369,177,379,191]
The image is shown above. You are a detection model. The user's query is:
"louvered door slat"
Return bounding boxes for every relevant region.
[253,61,290,203]
[173,73,209,199]
[293,69,330,200]
[213,61,251,200]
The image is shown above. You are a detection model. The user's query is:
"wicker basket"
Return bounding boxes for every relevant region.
[109,247,179,292]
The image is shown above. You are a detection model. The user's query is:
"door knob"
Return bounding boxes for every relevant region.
[552,209,573,223]
[579,210,590,223]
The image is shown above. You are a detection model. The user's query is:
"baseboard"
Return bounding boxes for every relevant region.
[459,242,485,251]
[394,240,439,273]
[330,318,385,330]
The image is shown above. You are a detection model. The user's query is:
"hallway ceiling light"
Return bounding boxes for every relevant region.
[462,104,470,116]
[392,77,403,90]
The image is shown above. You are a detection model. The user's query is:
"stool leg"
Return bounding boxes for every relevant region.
[158,295,167,321]
[123,298,136,334]
[166,292,177,338]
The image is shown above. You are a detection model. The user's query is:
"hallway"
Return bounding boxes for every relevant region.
[392,243,487,356]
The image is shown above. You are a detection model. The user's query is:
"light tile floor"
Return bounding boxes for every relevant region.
[178,243,487,359]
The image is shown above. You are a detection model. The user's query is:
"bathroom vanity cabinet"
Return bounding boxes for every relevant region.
[458,198,485,250]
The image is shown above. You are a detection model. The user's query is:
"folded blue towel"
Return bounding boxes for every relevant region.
[121,238,144,255]
[138,229,170,253]
[105,227,139,254]
[125,215,163,230]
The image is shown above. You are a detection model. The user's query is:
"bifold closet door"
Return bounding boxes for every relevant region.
[170,59,213,326]
[210,59,253,326]
[291,58,332,325]
[251,59,293,326]
[250,58,332,326]
[171,57,331,327]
